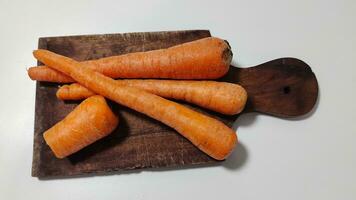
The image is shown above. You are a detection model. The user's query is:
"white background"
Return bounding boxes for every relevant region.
[0,0,355,199]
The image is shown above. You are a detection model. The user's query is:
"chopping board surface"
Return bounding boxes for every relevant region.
[32,30,318,178]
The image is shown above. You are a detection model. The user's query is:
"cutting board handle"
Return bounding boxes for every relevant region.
[222,58,318,117]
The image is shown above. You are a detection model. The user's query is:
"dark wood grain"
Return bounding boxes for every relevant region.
[221,58,319,117]
[32,30,318,178]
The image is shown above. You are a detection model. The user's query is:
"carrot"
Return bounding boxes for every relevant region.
[43,95,118,158]
[34,49,237,160]
[28,66,74,83]
[57,83,96,100]
[28,37,232,83]
[57,80,247,115]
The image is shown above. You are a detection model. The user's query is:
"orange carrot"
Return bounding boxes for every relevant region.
[28,66,74,83]
[43,95,118,158]
[28,37,232,83]
[57,80,247,115]
[57,83,96,100]
[34,49,237,160]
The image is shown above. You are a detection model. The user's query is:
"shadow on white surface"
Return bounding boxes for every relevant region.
[231,60,241,68]
[232,112,259,131]
[222,142,248,170]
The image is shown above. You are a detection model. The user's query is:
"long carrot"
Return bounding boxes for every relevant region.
[44,95,119,158]
[29,66,74,83]
[34,49,237,160]
[28,37,232,83]
[57,80,247,115]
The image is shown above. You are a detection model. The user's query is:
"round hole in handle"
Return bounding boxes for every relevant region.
[283,86,291,94]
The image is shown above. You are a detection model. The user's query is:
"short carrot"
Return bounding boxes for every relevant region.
[43,95,119,158]
[34,49,237,160]
[57,80,247,115]
[57,83,97,100]
[28,37,232,83]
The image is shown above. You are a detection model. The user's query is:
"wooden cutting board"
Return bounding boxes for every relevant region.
[31,30,318,178]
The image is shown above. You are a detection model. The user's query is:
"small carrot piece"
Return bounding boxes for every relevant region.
[57,83,96,100]
[57,80,247,115]
[28,37,232,83]
[34,49,237,160]
[43,95,119,158]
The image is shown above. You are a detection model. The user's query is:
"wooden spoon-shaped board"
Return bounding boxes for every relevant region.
[32,30,318,178]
